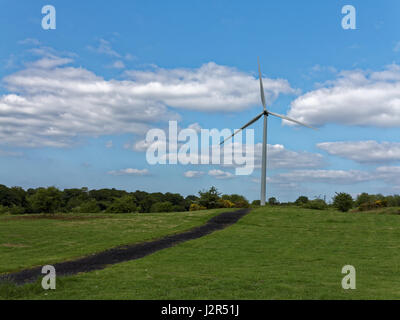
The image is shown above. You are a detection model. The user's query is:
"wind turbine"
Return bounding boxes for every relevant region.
[220,58,316,206]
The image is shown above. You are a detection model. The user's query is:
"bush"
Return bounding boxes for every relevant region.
[303,199,328,210]
[189,203,207,211]
[73,199,101,213]
[9,205,25,215]
[198,186,221,209]
[27,187,62,213]
[171,205,185,212]
[106,195,137,213]
[295,196,309,206]
[221,194,250,208]
[333,192,354,212]
[268,197,279,206]
[218,199,234,208]
[150,201,174,213]
[0,205,8,214]
[358,199,388,212]
[251,200,260,206]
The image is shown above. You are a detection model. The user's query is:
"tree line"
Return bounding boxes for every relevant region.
[1,183,399,214]
[267,192,400,212]
[0,185,250,214]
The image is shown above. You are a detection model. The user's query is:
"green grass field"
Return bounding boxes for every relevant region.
[1,206,400,300]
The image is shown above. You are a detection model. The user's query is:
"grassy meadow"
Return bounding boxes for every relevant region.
[1,206,400,299]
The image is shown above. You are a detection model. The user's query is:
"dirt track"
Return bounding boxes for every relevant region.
[0,208,250,285]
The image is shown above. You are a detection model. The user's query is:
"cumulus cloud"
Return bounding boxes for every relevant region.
[208,169,234,179]
[124,62,298,112]
[0,55,296,147]
[107,168,149,176]
[0,57,176,147]
[317,141,400,164]
[87,39,121,57]
[287,64,400,127]
[18,38,41,46]
[271,169,373,184]
[108,60,125,69]
[375,166,400,185]
[259,165,400,190]
[184,170,205,178]
[0,149,22,157]
[221,142,324,169]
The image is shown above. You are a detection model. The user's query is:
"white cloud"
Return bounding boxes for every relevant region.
[18,38,41,46]
[187,122,202,133]
[208,169,234,179]
[184,170,205,178]
[0,149,22,157]
[109,60,125,69]
[264,166,400,188]
[0,57,176,147]
[107,168,149,176]
[27,57,74,69]
[287,64,400,127]
[124,62,298,112]
[105,140,113,148]
[222,142,324,169]
[257,169,373,191]
[88,39,121,57]
[0,55,296,148]
[375,166,400,186]
[317,141,400,163]
[273,169,373,184]
[394,41,400,52]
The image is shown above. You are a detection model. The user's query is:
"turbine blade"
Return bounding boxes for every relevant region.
[268,111,316,130]
[258,57,266,110]
[220,111,264,145]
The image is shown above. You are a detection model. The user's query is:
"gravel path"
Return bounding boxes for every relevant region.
[1,208,251,285]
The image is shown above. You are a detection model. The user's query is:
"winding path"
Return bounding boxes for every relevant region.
[1,208,250,285]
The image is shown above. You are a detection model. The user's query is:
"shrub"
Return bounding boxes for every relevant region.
[198,186,221,209]
[0,205,8,214]
[189,203,207,211]
[9,205,25,215]
[150,201,174,213]
[171,205,185,212]
[358,201,377,211]
[221,194,250,208]
[303,199,328,210]
[251,200,261,206]
[333,192,354,212]
[73,199,101,213]
[358,199,388,212]
[27,187,62,213]
[106,195,137,213]
[295,196,309,206]
[268,197,279,206]
[218,199,234,208]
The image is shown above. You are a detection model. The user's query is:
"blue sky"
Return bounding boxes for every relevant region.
[1,0,400,202]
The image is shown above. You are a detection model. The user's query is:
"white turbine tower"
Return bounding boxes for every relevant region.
[221,58,316,206]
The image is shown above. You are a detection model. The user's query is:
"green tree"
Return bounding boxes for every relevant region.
[28,187,62,213]
[73,199,101,213]
[198,186,221,209]
[151,201,174,213]
[295,196,309,206]
[304,199,328,210]
[106,195,137,213]
[333,192,354,212]
[268,197,279,205]
[355,193,372,207]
